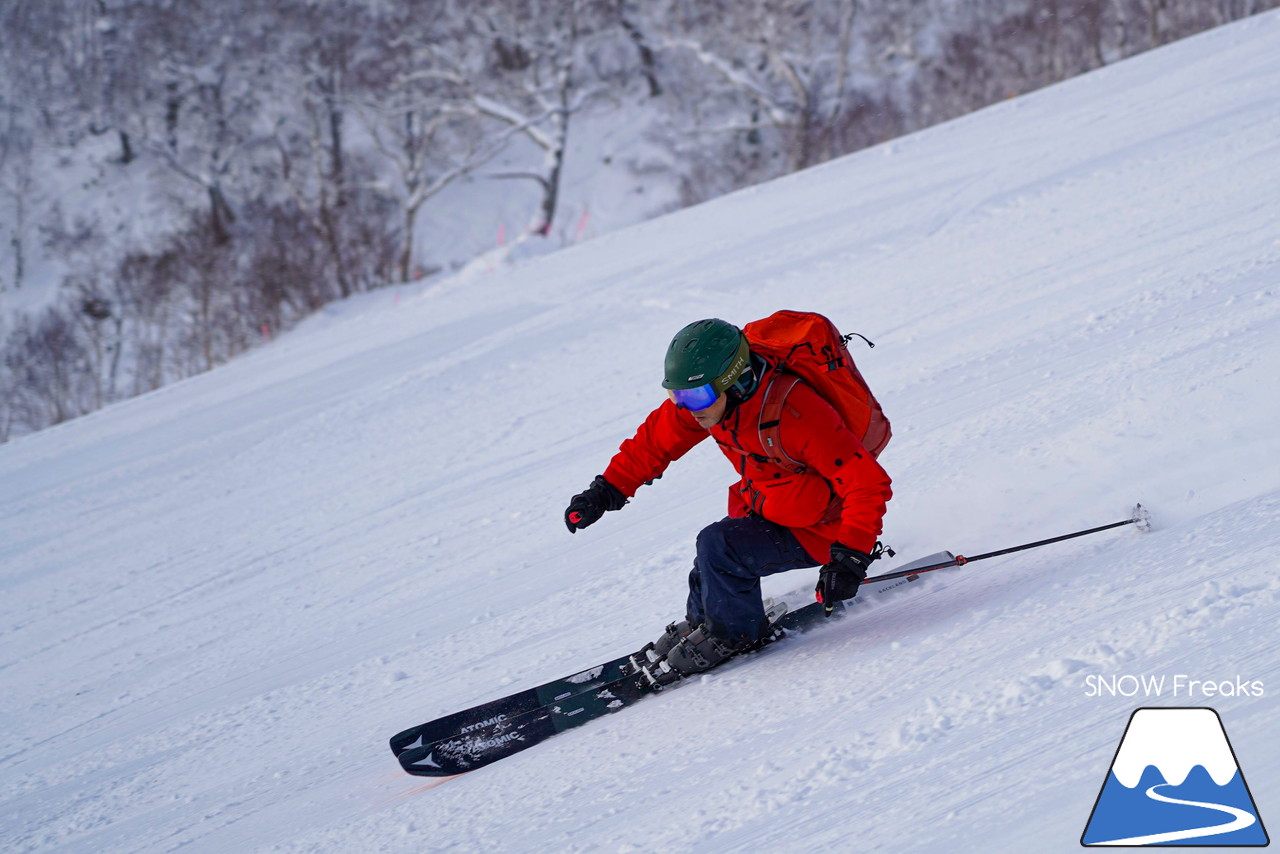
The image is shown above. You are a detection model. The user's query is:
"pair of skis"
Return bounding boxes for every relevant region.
[389,504,1151,780]
[389,551,956,778]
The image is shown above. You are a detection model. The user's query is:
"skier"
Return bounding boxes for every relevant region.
[564,318,892,682]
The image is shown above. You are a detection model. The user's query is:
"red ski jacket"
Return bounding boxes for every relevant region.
[602,370,892,562]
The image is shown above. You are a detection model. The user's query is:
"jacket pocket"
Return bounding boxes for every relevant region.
[739,472,833,528]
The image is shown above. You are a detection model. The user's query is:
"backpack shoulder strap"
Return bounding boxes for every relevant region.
[758,371,805,474]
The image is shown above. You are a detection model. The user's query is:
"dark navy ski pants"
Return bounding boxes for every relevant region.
[686,516,819,645]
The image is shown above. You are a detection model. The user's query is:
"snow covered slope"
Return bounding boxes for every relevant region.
[4,12,1280,853]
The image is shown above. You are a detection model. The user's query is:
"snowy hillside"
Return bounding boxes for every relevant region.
[4,11,1280,853]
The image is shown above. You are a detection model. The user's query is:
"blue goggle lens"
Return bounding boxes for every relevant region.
[668,383,719,412]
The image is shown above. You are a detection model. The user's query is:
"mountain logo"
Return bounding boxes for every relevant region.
[1082,707,1269,847]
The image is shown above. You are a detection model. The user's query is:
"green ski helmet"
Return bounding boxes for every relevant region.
[662,319,750,407]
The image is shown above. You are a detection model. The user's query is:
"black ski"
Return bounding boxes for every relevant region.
[389,650,641,757]
[396,668,654,776]
[392,552,954,777]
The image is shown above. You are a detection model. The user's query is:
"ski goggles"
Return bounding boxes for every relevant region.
[667,382,720,412]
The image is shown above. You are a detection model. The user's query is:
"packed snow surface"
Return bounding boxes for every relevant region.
[4,12,1280,853]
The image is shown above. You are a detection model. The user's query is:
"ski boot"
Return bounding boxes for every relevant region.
[633,601,789,688]
[639,623,767,689]
[663,625,743,675]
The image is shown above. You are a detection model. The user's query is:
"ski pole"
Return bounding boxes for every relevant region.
[866,503,1152,586]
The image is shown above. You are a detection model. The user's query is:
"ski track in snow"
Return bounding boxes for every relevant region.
[3,12,1280,854]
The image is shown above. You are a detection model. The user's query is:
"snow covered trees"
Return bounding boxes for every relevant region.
[1,0,1276,440]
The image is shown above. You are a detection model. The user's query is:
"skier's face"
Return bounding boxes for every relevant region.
[691,393,728,429]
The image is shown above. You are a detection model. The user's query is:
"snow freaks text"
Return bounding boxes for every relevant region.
[1084,674,1265,699]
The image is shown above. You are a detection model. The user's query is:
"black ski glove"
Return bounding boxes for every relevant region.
[815,543,872,616]
[564,475,627,533]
